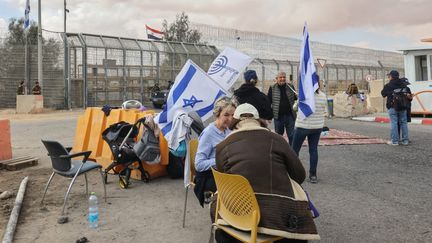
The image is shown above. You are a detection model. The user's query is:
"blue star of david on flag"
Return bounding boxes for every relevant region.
[182,95,203,108]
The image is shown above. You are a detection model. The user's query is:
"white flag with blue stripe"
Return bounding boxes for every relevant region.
[298,23,319,120]
[24,0,30,30]
[207,47,253,91]
[155,60,227,138]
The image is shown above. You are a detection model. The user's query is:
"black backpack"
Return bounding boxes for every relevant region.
[391,87,410,111]
[133,124,161,164]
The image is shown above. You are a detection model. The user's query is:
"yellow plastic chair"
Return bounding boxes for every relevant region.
[210,168,283,243]
[182,139,199,228]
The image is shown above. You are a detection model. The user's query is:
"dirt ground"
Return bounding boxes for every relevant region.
[0,109,212,243]
[1,109,432,242]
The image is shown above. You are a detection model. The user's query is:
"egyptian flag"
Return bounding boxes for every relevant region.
[146,25,164,40]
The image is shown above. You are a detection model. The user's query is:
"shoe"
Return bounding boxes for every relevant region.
[401,141,409,146]
[386,141,399,146]
[309,176,318,184]
[203,191,214,204]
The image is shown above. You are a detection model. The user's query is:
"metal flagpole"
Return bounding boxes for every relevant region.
[24,30,29,93]
[38,0,43,93]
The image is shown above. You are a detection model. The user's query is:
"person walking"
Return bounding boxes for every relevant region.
[381,70,412,146]
[267,71,297,144]
[291,82,327,183]
[233,70,273,121]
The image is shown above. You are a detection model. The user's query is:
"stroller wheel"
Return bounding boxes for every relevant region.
[141,171,150,183]
[119,176,129,189]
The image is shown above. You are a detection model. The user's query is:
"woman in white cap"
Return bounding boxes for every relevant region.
[213,103,320,242]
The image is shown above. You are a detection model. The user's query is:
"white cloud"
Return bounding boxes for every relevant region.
[1,0,431,49]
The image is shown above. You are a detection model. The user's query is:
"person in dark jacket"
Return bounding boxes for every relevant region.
[233,70,273,121]
[399,78,412,140]
[268,71,297,144]
[17,81,25,95]
[213,103,319,242]
[32,81,41,95]
[381,70,412,146]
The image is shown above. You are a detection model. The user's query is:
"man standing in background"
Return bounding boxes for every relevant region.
[268,71,297,144]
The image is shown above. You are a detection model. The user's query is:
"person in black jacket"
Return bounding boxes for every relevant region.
[233,70,273,121]
[381,70,412,146]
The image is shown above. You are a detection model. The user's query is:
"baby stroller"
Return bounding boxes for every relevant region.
[102,117,158,188]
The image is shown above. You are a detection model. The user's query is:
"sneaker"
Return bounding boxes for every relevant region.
[386,141,399,146]
[309,176,318,184]
[401,141,409,146]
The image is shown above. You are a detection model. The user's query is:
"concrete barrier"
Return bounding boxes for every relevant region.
[16,95,44,113]
[0,119,12,161]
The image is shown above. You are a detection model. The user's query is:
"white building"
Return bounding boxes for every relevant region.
[400,47,432,115]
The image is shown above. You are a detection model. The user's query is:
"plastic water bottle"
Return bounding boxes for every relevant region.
[88,192,99,229]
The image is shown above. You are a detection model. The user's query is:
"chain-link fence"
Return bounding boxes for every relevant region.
[0,30,65,109]
[1,25,405,109]
[63,33,218,108]
[0,30,219,109]
[193,23,405,94]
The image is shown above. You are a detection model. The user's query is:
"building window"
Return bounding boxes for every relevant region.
[415,55,428,81]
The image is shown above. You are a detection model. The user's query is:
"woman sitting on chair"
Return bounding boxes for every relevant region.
[213,103,320,242]
[193,97,236,207]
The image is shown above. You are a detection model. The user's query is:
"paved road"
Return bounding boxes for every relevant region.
[6,114,432,242]
[305,118,432,242]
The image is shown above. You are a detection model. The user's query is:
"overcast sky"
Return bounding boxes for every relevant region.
[1,0,431,52]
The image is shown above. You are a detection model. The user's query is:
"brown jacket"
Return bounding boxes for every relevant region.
[215,119,320,240]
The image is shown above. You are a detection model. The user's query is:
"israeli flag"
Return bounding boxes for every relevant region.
[298,23,319,120]
[155,60,227,137]
[207,47,253,91]
[24,0,30,30]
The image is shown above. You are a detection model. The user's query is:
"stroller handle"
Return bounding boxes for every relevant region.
[118,117,147,150]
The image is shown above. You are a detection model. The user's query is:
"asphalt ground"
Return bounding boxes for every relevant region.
[1,111,432,242]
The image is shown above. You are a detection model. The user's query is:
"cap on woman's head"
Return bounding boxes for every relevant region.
[233,103,259,120]
[244,70,258,83]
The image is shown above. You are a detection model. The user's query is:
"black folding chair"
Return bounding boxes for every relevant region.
[41,140,106,215]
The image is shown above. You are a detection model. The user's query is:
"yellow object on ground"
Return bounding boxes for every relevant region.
[72,107,169,180]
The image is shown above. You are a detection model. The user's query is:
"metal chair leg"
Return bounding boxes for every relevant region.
[99,168,107,202]
[61,170,81,215]
[84,173,88,196]
[41,172,56,205]
[182,186,189,228]
[208,225,214,243]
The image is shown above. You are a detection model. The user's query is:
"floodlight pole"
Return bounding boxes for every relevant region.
[38,0,43,92]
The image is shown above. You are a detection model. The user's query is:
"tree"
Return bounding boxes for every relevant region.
[6,18,38,45]
[162,12,202,43]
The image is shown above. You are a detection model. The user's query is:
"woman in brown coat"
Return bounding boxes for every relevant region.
[214,103,320,242]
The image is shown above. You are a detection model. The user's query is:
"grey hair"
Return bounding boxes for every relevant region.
[213,96,237,118]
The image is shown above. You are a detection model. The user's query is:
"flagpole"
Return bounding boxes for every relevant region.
[37,0,43,92]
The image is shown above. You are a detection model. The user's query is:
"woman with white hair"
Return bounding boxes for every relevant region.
[193,96,236,207]
[213,103,319,242]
